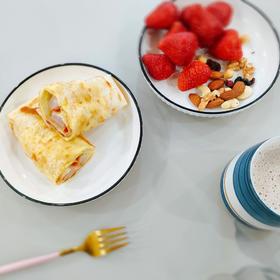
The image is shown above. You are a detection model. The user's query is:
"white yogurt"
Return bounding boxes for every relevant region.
[252,141,280,215]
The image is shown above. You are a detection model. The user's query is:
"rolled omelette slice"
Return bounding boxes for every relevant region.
[39,74,127,140]
[8,98,95,185]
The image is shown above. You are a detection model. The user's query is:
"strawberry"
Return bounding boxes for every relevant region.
[145,2,179,29]
[181,4,224,47]
[142,54,175,80]
[178,61,211,91]
[159,32,198,66]
[166,21,187,36]
[207,1,233,27]
[180,4,202,25]
[210,29,243,61]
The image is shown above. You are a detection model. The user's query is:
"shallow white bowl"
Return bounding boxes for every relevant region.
[139,0,280,117]
[0,63,142,206]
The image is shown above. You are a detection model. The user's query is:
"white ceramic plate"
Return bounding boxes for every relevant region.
[139,0,280,117]
[0,63,142,206]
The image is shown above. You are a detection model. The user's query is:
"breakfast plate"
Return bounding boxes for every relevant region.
[138,0,280,117]
[0,63,142,206]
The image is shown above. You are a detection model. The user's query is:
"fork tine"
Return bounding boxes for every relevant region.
[99,227,125,235]
[98,232,126,241]
[104,242,129,254]
[101,237,128,248]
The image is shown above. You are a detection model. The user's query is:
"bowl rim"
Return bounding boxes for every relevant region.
[138,0,280,115]
[0,63,143,207]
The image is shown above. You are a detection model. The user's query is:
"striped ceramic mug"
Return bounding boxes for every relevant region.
[221,137,280,230]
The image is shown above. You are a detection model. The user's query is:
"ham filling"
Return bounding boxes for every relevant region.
[60,153,90,183]
[48,96,69,135]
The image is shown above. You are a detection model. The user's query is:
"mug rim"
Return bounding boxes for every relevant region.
[249,136,280,217]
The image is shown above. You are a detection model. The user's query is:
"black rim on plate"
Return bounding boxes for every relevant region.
[138,0,280,115]
[0,63,143,206]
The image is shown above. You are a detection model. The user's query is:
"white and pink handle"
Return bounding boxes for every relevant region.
[0,252,60,275]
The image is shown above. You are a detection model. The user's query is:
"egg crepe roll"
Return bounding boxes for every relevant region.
[39,74,127,140]
[8,98,95,185]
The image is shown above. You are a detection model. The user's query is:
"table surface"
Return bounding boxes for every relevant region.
[1,0,280,279]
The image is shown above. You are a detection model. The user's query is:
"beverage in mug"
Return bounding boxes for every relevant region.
[221,137,280,230]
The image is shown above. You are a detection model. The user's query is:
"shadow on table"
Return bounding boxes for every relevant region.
[209,266,280,280]
[234,221,280,268]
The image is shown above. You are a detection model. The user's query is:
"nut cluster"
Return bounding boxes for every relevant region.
[228,57,255,80]
[189,56,255,111]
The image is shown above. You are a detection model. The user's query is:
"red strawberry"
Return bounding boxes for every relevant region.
[142,54,175,80]
[210,29,243,61]
[180,4,202,25]
[178,61,211,91]
[166,21,187,36]
[207,1,233,27]
[159,32,198,66]
[145,2,179,29]
[181,4,224,47]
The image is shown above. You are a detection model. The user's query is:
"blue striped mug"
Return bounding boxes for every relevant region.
[221,137,280,230]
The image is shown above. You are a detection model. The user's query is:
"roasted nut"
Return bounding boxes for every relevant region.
[197,85,211,97]
[202,91,217,102]
[220,89,240,101]
[211,71,224,79]
[212,90,221,97]
[224,69,234,79]
[207,98,224,108]
[227,61,240,71]
[237,86,253,100]
[208,79,225,91]
[221,98,240,109]
[233,81,246,95]
[239,57,248,69]
[198,99,209,111]
[189,94,201,107]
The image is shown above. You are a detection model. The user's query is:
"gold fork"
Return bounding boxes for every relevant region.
[0,227,128,275]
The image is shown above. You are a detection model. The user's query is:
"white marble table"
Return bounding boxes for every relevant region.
[0,0,280,279]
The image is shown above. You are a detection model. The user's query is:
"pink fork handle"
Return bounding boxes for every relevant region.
[0,252,60,275]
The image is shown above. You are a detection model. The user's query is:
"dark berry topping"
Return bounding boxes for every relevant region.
[225,80,234,88]
[207,59,221,72]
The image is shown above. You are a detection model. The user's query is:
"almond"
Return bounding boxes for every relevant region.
[207,98,224,109]
[233,81,246,95]
[211,71,223,79]
[189,94,201,108]
[220,81,246,100]
[208,79,225,91]
[220,89,240,101]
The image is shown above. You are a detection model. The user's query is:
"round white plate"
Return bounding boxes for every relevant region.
[0,63,142,206]
[138,0,280,117]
